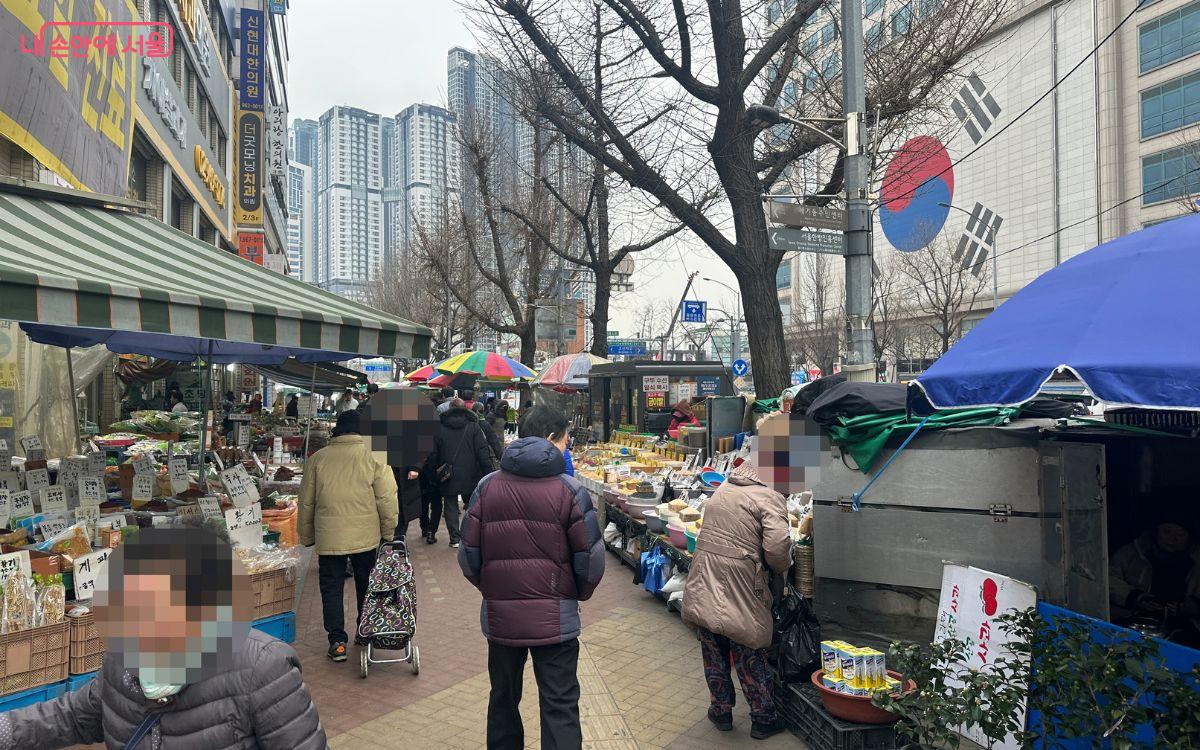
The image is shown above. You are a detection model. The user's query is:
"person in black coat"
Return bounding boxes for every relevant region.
[473,402,504,462]
[423,400,495,547]
[391,465,423,540]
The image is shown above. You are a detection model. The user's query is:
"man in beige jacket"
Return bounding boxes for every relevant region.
[298,409,398,662]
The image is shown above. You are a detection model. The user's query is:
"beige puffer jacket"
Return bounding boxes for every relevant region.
[298,434,398,555]
[682,459,793,649]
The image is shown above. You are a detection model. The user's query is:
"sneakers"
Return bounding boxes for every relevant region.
[449,540,460,548]
[328,643,347,662]
[750,719,784,740]
[424,532,436,545]
[707,708,733,732]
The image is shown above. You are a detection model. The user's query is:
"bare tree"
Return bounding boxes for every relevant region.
[870,256,908,377]
[1172,136,1200,215]
[786,253,843,377]
[894,233,990,355]
[469,0,1009,395]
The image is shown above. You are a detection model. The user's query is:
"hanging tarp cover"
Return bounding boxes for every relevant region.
[0,191,432,361]
[912,214,1200,411]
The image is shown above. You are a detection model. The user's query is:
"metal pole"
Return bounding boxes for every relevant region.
[842,0,874,368]
[198,341,213,491]
[302,363,317,459]
[65,347,79,453]
[991,238,999,310]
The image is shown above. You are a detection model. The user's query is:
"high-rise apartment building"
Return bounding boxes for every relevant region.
[316,106,384,299]
[287,161,314,282]
[290,118,318,168]
[447,47,521,212]
[388,104,460,262]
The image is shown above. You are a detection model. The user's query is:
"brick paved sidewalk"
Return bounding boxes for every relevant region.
[295,534,805,749]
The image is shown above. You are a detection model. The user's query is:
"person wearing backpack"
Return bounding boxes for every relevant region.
[423,399,495,547]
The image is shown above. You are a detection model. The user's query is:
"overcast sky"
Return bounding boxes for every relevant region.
[288,0,741,341]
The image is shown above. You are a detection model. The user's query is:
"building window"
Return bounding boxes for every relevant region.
[866,0,882,14]
[1141,71,1200,137]
[1139,1,1200,72]
[803,33,818,54]
[767,0,781,24]
[779,300,792,326]
[821,22,837,45]
[891,6,913,36]
[867,23,884,51]
[129,146,149,203]
[1141,143,1200,204]
[776,260,792,289]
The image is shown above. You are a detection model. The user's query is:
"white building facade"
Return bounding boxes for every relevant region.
[388,103,460,262]
[316,105,384,299]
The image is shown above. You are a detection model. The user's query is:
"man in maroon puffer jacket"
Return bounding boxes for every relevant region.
[459,406,605,750]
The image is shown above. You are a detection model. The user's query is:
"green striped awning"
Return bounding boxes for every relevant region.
[0,191,431,360]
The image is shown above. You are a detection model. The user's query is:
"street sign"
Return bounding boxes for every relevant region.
[608,340,648,357]
[607,330,620,337]
[363,364,390,372]
[769,227,846,255]
[766,201,846,231]
[731,359,749,377]
[791,370,806,386]
[697,376,722,396]
[681,300,707,323]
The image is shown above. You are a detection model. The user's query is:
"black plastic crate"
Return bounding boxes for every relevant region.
[776,681,897,750]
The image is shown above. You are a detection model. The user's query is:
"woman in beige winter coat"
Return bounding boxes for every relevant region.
[683,437,793,739]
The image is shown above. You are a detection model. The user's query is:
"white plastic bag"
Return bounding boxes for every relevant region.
[602,522,620,545]
[660,572,688,595]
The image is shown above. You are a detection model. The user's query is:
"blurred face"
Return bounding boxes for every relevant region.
[751,413,828,494]
[1158,522,1190,554]
[362,389,439,467]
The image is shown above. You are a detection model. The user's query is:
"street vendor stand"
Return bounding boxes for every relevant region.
[0,181,432,709]
[587,361,732,441]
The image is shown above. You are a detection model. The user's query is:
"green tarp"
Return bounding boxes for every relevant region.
[826,407,1023,473]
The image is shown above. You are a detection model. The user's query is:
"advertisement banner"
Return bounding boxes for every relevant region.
[237,232,264,265]
[268,105,285,178]
[0,0,141,195]
[235,109,262,226]
[239,8,264,111]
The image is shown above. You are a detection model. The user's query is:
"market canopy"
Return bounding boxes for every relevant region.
[0,188,432,363]
[912,214,1200,412]
[246,359,365,392]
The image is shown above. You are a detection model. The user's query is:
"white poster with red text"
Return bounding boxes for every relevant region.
[935,563,1037,750]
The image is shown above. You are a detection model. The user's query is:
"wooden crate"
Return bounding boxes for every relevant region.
[0,621,69,696]
[250,567,295,620]
[68,610,104,675]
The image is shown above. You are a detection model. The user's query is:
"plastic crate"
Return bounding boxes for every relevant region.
[251,611,296,644]
[250,567,296,620]
[66,671,97,692]
[0,621,70,697]
[0,680,66,712]
[777,682,897,750]
[68,610,105,675]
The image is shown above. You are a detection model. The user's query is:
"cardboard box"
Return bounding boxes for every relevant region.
[0,545,61,577]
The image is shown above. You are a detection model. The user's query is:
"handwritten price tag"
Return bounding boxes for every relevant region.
[75,504,100,528]
[88,452,107,474]
[0,550,30,585]
[79,476,104,506]
[19,435,44,461]
[10,490,33,519]
[37,516,68,540]
[220,466,259,508]
[0,471,20,492]
[0,491,9,529]
[198,496,223,518]
[41,486,68,515]
[73,548,112,600]
[98,514,127,531]
[132,475,154,502]
[25,468,49,494]
[131,456,155,476]
[224,504,263,549]
[168,458,189,495]
[0,439,10,468]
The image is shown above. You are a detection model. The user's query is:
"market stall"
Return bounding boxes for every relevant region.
[586,361,733,442]
[0,182,433,709]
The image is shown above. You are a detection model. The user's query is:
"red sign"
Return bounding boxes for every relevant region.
[238,232,264,265]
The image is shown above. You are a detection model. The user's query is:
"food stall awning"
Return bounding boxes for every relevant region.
[912,214,1200,412]
[0,188,432,363]
[246,359,365,392]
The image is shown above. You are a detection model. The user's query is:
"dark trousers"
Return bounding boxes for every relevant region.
[487,639,582,750]
[317,550,376,645]
[697,627,777,724]
[422,492,463,542]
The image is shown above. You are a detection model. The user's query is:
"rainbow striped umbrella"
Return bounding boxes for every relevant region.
[403,359,451,382]
[436,351,536,380]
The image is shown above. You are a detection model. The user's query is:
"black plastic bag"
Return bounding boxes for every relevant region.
[772,579,821,684]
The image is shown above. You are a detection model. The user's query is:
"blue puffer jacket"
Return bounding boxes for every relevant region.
[458,437,605,647]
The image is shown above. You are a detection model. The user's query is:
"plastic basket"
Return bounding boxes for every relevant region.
[68,611,104,675]
[777,682,897,750]
[250,567,296,620]
[251,611,296,644]
[0,621,70,697]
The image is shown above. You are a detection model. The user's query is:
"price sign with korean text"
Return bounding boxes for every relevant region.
[228,412,252,423]
[935,564,1036,750]
[642,375,669,392]
[99,514,127,531]
[57,458,78,488]
[169,458,189,495]
[132,475,154,502]
[41,486,68,515]
[19,435,44,461]
[10,490,33,519]
[198,496,223,518]
[236,424,251,449]
[38,516,68,540]
[645,392,666,410]
[0,550,31,585]
[221,466,259,508]
[79,476,104,505]
[131,456,155,476]
[272,437,284,464]
[677,382,697,400]
[73,549,113,600]
[0,471,20,492]
[224,505,263,549]
[75,504,100,528]
[88,452,108,475]
[0,490,9,529]
[0,439,9,468]
[26,468,49,495]
[175,504,201,517]
[252,452,266,477]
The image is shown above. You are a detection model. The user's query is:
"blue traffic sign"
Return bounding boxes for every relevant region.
[363,364,391,372]
[790,370,806,385]
[732,359,749,377]
[682,300,707,323]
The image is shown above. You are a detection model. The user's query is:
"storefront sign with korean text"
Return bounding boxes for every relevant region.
[236,110,263,225]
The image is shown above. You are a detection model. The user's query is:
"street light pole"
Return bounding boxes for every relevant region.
[841,0,873,371]
[939,202,1002,310]
[701,277,743,363]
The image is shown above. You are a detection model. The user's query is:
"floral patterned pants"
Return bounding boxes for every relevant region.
[697,626,777,724]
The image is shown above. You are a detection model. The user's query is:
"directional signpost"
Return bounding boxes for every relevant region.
[731,359,749,378]
[681,300,707,323]
[769,227,846,255]
[766,201,845,231]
